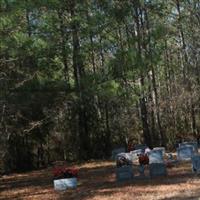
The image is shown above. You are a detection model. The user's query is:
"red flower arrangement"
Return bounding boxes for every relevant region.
[138,154,149,165]
[53,166,78,180]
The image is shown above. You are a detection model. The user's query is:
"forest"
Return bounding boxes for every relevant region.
[0,0,200,173]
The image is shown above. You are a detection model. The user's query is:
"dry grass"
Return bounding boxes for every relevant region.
[0,160,200,200]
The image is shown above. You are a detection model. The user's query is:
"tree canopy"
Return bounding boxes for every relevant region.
[0,0,200,172]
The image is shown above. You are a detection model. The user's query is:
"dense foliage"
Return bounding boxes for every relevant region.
[0,0,200,172]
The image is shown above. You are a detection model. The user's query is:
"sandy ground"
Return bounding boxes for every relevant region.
[0,161,200,200]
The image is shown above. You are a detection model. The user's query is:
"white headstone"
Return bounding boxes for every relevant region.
[149,149,164,164]
[54,178,77,190]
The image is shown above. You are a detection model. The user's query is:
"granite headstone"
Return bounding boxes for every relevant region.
[177,145,194,161]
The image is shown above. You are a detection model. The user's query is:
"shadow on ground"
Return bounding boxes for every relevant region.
[0,161,199,200]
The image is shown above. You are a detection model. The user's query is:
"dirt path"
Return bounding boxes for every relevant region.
[0,161,199,200]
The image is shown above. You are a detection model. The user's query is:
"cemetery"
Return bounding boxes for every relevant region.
[1,0,200,199]
[0,142,200,200]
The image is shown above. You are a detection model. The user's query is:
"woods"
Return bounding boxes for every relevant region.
[0,0,200,173]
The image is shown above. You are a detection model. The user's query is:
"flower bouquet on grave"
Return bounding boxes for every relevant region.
[53,167,78,179]
[137,154,149,177]
[53,166,78,190]
[138,154,149,165]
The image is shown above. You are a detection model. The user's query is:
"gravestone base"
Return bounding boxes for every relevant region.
[134,175,150,180]
[149,163,167,178]
[116,165,133,181]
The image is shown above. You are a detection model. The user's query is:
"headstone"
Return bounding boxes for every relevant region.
[149,149,164,164]
[111,147,125,160]
[149,163,167,178]
[153,147,165,156]
[192,155,200,174]
[116,165,133,181]
[54,178,77,190]
[177,146,194,161]
[179,142,198,154]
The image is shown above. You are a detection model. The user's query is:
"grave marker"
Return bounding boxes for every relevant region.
[179,142,198,154]
[177,145,194,161]
[54,178,77,190]
[149,149,164,164]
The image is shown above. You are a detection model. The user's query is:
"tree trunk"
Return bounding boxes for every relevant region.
[70,1,90,160]
[57,9,70,85]
[133,4,152,147]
